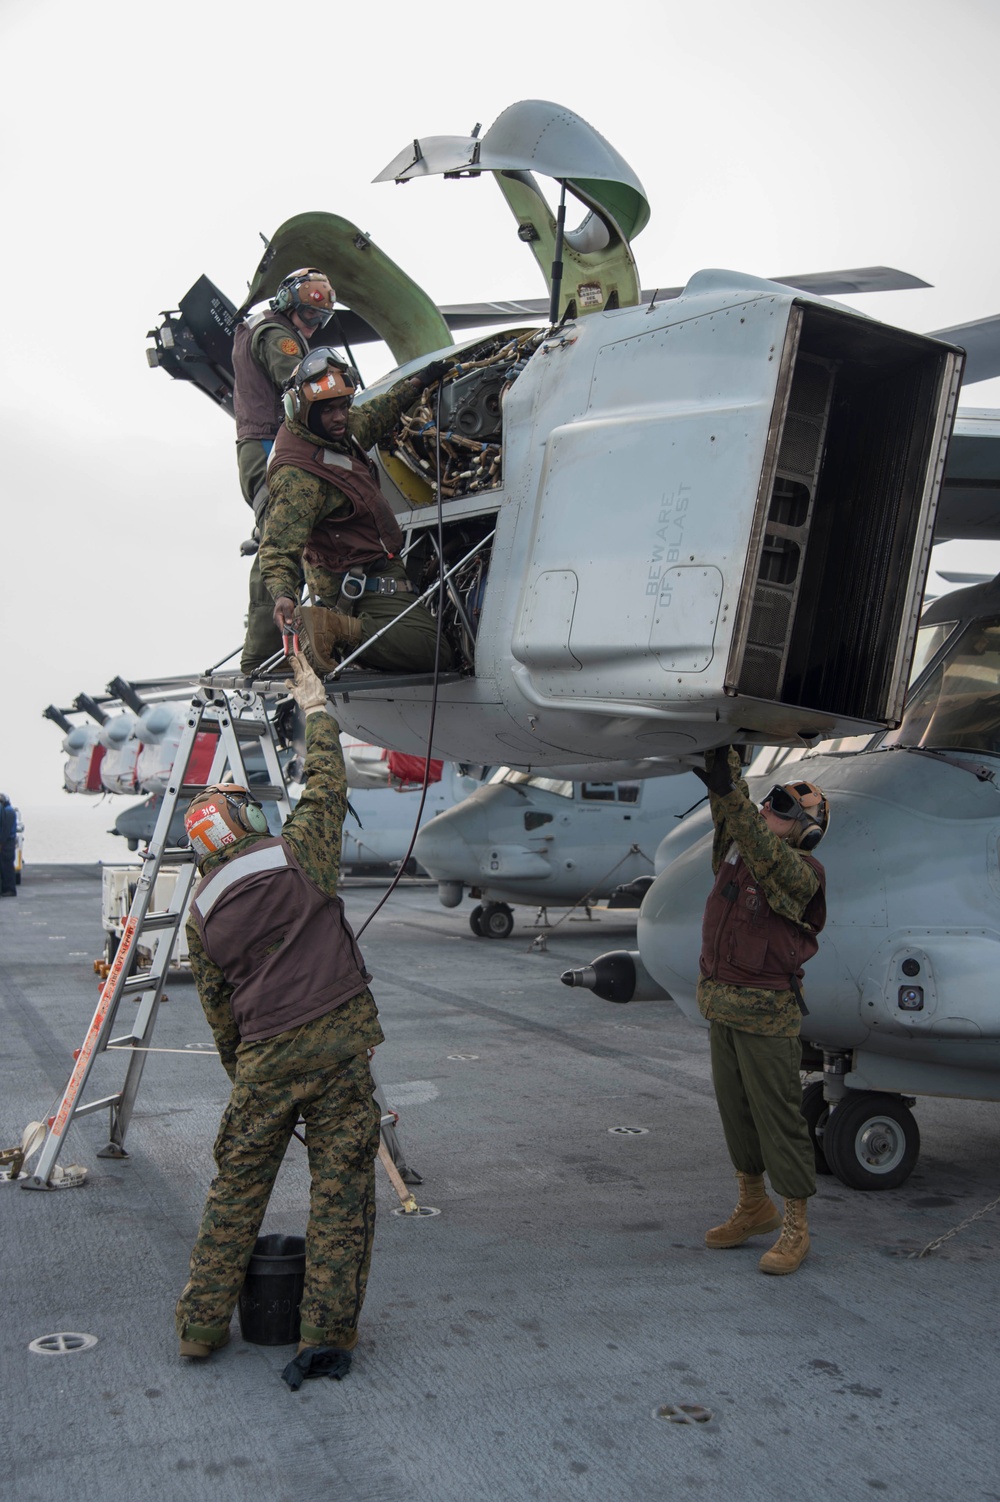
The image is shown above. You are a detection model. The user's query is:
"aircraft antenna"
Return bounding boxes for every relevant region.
[548,180,567,327]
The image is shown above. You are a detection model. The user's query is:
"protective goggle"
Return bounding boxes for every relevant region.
[763,783,821,824]
[296,348,355,385]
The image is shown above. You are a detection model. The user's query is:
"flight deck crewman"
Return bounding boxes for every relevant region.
[259,347,454,675]
[175,655,383,1374]
[691,747,829,1276]
[233,268,337,675]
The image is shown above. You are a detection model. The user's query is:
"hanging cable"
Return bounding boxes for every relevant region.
[356,376,449,937]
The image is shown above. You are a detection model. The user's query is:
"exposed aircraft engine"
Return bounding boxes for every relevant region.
[389,330,541,502]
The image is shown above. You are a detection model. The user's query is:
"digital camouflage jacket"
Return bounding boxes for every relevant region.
[258,377,419,607]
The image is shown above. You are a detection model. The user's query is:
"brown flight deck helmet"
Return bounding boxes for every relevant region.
[761,779,830,851]
[282,347,360,431]
[184,785,269,865]
[271,268,336,331]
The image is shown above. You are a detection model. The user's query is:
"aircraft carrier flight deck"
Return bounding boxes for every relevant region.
[2,866,998,1502]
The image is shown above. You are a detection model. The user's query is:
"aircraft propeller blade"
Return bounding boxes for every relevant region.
[427,268,930,335]
[927,314,1000,385]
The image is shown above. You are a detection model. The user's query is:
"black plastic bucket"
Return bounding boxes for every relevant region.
[238,1233,306,1346]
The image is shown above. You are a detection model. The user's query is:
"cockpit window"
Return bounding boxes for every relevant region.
[580,782,642,803]
[908,622,956,686]
[883,617,1000,755]
[490,768,574,798]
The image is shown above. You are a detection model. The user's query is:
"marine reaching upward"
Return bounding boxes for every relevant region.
[692,746,829,1276]
[175,656,384,1368]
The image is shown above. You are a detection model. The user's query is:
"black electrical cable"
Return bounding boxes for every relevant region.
[355,375,449,938]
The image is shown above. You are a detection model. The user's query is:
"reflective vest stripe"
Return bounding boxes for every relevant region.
[193,845,289,919]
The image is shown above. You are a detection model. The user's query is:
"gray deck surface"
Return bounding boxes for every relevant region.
[2,866,999,1502]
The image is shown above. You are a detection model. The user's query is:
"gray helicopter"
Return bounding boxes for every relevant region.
[148,99,1000,778]
[414,764,707,938]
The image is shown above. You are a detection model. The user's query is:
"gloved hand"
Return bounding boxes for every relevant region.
[289,654,329,716]
[690,745,736,796]
[413,357,452,390]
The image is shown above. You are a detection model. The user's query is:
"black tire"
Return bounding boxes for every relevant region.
[799,1080,832,1175]
[822,1092,920,1191]
[479,902,514,939]
[469,904,485,937]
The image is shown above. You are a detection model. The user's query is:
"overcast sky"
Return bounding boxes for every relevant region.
[3,0,1000,847]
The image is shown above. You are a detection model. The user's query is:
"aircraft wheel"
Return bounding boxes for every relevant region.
[799,1080,832,1175]
[479,902,514,939]
[469,904,485,937]
[822,1092,920,1191]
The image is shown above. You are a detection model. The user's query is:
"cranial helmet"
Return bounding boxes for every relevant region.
[271,268,336,329]
[282,346,359,427]
[184,785,269,863]
[763,779,830,851]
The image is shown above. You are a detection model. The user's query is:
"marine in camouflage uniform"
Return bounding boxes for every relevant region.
[175,674,384,1354]
[697,746,823,1214]
[236,319,311,675]
[258,375,454,674]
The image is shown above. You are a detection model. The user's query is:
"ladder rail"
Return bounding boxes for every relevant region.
[23,698,210,1189]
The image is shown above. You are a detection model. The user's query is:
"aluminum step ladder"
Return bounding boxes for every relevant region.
[22,685,293,1190]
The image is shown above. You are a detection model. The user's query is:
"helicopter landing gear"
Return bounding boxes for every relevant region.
[469,904,484,936]
[821,1091,920,1191]
[477,902,515,939]
[799,1080,832,1175]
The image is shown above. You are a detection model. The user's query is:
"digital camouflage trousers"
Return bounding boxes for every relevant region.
[175,1050,380,1348]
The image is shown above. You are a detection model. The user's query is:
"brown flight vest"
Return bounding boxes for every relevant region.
[189,835,370,1043]
[232,312,304,442]
[699,850,826,991]
[269,424,405,572]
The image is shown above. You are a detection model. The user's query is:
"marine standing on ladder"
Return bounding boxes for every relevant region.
[175,655,383,1364]
[259,347,454,674]
[233,268,337,675]
[692,746,829,1275]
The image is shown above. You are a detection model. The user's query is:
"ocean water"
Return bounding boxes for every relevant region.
[16,800,149,867]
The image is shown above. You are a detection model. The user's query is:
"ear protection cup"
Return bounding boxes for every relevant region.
[242,799,269,835]
[797,822,824,851]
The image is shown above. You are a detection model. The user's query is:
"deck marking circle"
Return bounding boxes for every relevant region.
[653,1402,714,1424]
[392,1205,441,1218]
[29,1332,98,1356]
[609,1125,649,1136]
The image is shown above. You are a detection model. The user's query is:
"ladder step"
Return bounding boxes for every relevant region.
[140,912,183,931]
[73,1094,122,1119]
[122,974,161,995]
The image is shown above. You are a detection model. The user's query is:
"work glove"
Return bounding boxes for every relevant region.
[414,357,452,389]
[690,745,737,797]
[289,654,329,716]
[281,1345,353,1391]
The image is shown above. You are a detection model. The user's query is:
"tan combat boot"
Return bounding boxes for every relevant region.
[297,606,364,673]
[705,1173,782,1249]
[179,1329,231,1360]
[758,1198,811,1275]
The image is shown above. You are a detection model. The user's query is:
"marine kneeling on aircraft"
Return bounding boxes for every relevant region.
[691,747,829,1276]
[260,347,454,675]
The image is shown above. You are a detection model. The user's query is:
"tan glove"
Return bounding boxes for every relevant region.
[289,654,329,716]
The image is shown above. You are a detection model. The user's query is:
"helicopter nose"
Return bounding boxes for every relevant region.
[413,802,487,881]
